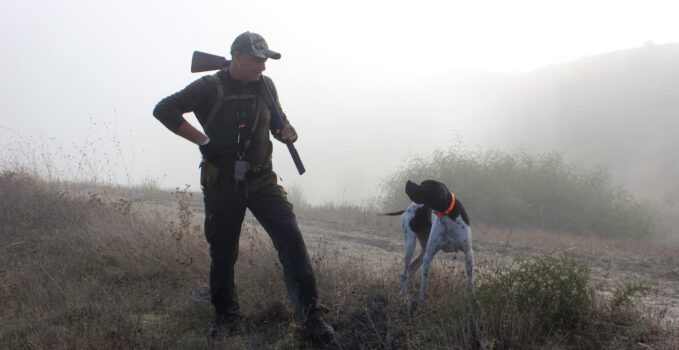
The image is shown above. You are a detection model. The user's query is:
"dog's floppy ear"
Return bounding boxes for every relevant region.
[405,180,425,204]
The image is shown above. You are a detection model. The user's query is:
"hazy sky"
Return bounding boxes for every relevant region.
[1,0,678,204]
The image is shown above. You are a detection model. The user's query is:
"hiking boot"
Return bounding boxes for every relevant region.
[305,316,335,344]
[208,314,240,338]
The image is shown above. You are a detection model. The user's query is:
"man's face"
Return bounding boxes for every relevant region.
[230,52,267,83]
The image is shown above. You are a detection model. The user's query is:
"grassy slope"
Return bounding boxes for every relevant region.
[1,172,676,349]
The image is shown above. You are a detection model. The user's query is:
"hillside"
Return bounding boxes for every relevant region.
[485,43,679,204]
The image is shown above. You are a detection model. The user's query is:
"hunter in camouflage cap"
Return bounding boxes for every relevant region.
[231,31,281,60]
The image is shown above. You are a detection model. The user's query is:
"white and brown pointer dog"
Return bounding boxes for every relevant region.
[385,180,474,301]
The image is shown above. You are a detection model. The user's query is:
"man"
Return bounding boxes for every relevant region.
[153,31,334,343]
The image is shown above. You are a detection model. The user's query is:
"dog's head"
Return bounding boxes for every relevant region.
[405,179,453,212]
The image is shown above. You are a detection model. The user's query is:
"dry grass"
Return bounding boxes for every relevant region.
[1,171,677,349]
[0,171,210,349]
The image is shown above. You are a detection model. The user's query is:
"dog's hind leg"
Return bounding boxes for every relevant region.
[406,233,428,288]
[400,231,417,298]
[407,251,424,288]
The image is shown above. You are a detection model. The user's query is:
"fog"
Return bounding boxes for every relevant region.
[1,0,678,204]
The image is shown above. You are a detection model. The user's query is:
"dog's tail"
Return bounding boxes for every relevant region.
[379,210,405,216]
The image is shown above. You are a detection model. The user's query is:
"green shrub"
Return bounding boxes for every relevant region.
[413,255,674,349]
[610,281,653,311]
[477,256,592,333]
[417,256,594,348]
[379,147,657,239]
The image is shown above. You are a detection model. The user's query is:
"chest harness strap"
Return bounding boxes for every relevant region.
[203,70,260,158]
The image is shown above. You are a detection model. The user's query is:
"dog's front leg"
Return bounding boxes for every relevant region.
[462,226,474,291]
[465,247,474,291]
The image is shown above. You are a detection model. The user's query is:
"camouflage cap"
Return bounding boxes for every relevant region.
[230,31,281,60]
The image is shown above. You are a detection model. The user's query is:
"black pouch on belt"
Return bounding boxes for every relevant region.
[200,161,220,187]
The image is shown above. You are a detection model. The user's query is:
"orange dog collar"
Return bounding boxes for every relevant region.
[435,192,455,218]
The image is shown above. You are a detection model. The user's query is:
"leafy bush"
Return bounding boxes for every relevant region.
[416,256,593,348]
[609,281,654,311]
[474,256,593,334]
[413,255,668,349]
[379,147,656,239]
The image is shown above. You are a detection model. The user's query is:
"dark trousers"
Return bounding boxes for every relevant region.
[202,170,319,320]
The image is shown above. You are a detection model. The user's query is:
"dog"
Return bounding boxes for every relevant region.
[384,180,474,301]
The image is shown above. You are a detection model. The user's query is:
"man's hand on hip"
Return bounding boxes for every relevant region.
[199,139,219,162]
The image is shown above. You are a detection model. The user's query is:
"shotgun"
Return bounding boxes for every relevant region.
[190,51,306,175]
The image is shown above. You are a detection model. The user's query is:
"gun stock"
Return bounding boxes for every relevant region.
[191,51,230,73]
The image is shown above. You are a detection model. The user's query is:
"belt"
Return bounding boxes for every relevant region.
[209,154,271,177]
[247,162,272,177]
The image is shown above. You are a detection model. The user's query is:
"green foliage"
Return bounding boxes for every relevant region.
[103,252,119,267]
[402,255,673,349]
[380,147,657,239]
[474,256,593,334]
[610,281,653,311]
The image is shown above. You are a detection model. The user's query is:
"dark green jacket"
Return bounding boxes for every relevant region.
[153,69,291,167]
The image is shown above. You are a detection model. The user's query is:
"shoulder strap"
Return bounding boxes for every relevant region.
[202,71,225,134]
[256,77,274,113]
[242,97,262,152]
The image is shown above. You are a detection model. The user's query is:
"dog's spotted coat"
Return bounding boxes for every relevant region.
[389,180,474,301]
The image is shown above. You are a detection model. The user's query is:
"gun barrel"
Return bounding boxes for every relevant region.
[191,51,230,73]
[259,78,306,175]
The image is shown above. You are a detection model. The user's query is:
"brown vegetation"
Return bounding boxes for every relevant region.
[1,171,677,349]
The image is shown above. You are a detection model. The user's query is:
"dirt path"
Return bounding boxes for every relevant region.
[294,213,679,325]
